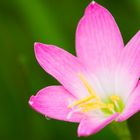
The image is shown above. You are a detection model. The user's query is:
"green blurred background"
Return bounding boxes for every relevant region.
[0,0,140,140]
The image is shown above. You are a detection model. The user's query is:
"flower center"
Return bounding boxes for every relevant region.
[68,74,124,115]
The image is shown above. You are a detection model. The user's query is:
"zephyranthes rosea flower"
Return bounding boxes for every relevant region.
[29,1,140,137]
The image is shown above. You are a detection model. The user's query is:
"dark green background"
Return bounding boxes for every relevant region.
[0,0,140,140]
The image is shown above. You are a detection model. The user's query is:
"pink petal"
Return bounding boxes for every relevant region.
[76,2,124,71]
[34,42,89,98]
[78,113,119,137]
[29,86,84,122]
[115,31,140,99]
[117,81,140,122]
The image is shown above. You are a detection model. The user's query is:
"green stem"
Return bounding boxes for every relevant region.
[110,121,132,140]
[128,113,140,140]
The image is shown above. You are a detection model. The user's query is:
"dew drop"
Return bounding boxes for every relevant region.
[45,116,51,120]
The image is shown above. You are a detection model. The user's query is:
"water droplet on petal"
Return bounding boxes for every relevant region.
[45,116,51,120]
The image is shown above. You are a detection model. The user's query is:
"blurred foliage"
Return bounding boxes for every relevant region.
[0,0,140,140]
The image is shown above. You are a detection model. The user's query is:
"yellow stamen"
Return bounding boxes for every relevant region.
[68,74,122,116]
[81,102,101,112]
[107,103,114,111]
[79,101,107,113]
[68,95,94,108]
[68,74,110,112]
[68,73,103,110]
[78,73,96,96]
[110,95,120,102]
[110,95,120,110]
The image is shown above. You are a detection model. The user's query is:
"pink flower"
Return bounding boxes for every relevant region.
[29,1,140,137]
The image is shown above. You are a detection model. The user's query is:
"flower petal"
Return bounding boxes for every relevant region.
[29,86,84,122]
[76,1,124,71]
[78,113,119,137]
[115,31,140,99]
[117,81,140,122]
[34,42,89,98]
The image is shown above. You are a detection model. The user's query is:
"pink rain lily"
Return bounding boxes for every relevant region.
[29,1,140,137]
